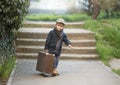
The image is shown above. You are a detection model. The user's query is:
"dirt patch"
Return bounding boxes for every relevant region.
[109,58,120,70]
[0,79,7,85]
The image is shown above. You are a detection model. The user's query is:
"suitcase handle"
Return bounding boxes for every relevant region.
[39,51,55,56]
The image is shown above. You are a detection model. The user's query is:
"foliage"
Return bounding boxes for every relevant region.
[83,0,120,19]
[0,0,29,80]
[0,65,2,74]
[101,25,120,58]
[0,56,16,79]
[83,19,120,64]
[96,42,112,65]
[25,13,91,22]
[0,0,29,64]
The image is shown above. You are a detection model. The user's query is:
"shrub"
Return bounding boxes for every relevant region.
[0,0,29,63]
[0,0,29,79]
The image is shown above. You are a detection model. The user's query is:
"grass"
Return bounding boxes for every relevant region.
[83,19,120,64]
[96,42,112,65]
[25,13,91,22]
[112,69,120,76]
[0,56,16,80]
[25,11,120,22]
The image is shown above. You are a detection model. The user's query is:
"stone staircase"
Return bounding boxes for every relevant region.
[16,21,98,60]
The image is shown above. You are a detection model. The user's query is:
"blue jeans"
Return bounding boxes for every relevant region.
[53,54,60,69]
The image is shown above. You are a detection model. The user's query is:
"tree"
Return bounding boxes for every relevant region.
[83,0,120,19]
[92,0,100,19]
[83,0,100,19]
[0,0,29,64]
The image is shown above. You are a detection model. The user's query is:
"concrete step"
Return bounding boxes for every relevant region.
[23,21,84,28]
[16,46,97,54]
[17,28,95,40]
[16,53,98,60]
[16,28,98,60]
[16,39,96,47]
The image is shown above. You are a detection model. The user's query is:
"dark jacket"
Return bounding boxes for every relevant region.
[44,29,71,56]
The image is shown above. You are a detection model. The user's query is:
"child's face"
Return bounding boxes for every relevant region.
[56,23,64,31]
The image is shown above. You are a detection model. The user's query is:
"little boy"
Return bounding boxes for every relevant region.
[44,18,72,76]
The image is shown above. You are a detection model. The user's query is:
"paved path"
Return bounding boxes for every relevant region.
[9,59,120,85]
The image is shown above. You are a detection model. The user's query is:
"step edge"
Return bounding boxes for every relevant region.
[17,39,96,42]
[16,46,97,49]
[16,53,98,56]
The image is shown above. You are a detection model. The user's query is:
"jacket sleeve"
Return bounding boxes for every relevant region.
[63,33,71,45]
[44,31,52,50]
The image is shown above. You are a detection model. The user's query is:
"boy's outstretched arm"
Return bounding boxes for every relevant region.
[63,34,73,49]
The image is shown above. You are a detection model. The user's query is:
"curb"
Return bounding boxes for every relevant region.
[6,61,17,85]
[99,61,120,79]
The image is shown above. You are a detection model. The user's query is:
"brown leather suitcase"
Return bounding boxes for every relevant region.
[36,52,55,74]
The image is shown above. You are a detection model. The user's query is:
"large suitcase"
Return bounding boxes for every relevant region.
[36,52,55,74]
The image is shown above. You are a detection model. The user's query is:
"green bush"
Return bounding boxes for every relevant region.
[0,0,29,79]
[0,0,29,63]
